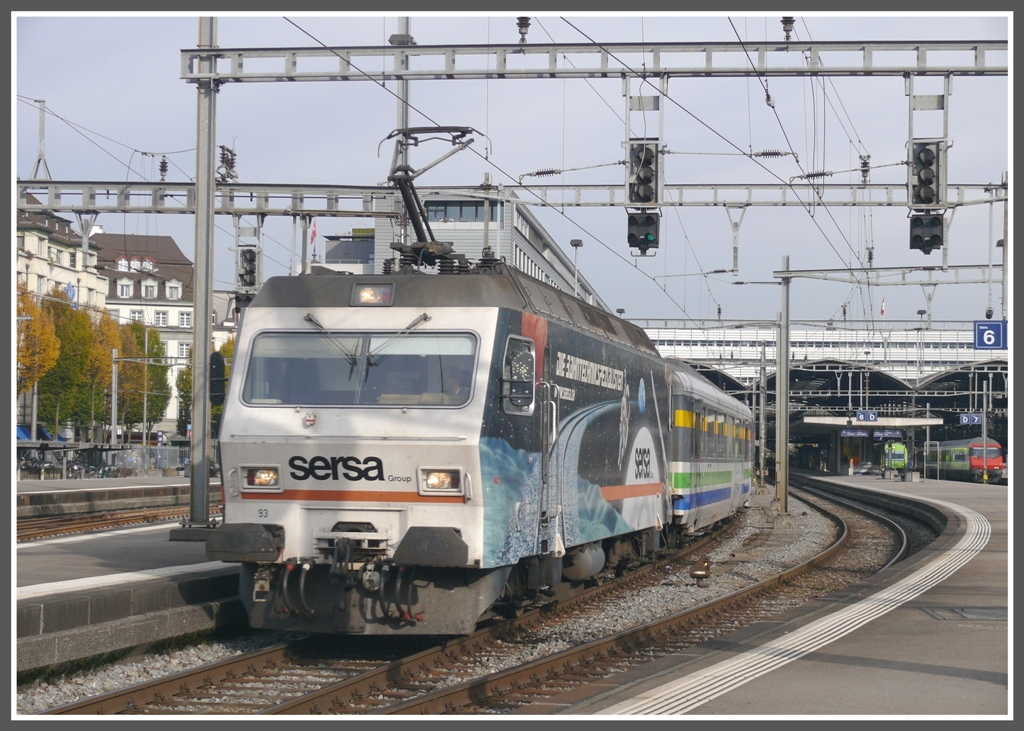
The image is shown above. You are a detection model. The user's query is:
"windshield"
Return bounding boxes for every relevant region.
[242,331,476,407]
[970,447,1002,459]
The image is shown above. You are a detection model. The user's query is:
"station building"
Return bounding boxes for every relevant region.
[642,323,1008,475]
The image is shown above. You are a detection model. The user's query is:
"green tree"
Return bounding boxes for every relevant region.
[210,337,235,439]
[16,285,60,396]
[115,322,170,439]
[176,357,192,438]
[37,286,93,435]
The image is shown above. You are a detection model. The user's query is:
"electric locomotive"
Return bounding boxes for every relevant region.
[206,263,753,636]
[207,135,751,635]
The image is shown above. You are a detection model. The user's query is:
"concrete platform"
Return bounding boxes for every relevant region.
[16,510,240,674]
[16,476,221,519]
[559,474,1007,717]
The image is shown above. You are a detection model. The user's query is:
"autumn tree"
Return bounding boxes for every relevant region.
[16,285,60,396]
[115,322,171,439]
[81,311,120,442]
[37,286,93,434]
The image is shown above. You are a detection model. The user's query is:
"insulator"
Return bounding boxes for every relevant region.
[159,155,169,181]
[382,258,395,274]
[437,257,456,274]
[219,146,231,166]
[755,149,784,158]
[399,250,419,270]
[533,168,559,177]
[803,170,832,180]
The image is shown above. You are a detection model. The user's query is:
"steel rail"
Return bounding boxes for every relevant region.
[380,495,850,715]
[41,527,728,715]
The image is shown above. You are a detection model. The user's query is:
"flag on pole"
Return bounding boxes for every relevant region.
[880,297,885,317]
[310,219,317,257]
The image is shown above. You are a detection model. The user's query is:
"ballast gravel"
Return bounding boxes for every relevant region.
[17,491,834,715]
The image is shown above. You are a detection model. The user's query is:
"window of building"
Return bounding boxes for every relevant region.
[166,284,181,300]
[130,310,144,323]
[108,309,119,322]
[143,283,157,299]
[179,311,192,328]
[69,252,77,269]
[18,234,25,250]
[425,200,503,223]
[49,248,61,265]
[118,282,132,298]
[36,276,45,293]
[154,311,168,327]
[130,257,141,271]
[142,258,155,271]
[117,257,129,271]
[178,342,191,358]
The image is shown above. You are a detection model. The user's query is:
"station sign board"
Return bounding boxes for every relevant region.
[873,429,902,439]
[974,320,1007,350]
[841,428,870,438]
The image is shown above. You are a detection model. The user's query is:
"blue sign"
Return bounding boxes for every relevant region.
[960,413,982,425]
[841,429,870,438]
[974,321,1007,350]
[856,411,879,422]
[873,429,902,439]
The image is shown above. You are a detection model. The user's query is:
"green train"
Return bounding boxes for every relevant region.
[876,442,909,471]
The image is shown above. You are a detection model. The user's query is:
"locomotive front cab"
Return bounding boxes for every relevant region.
[208,280,512,635]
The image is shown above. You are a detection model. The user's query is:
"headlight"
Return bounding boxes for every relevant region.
[421,469,461,494]
[353,284,394,306]
[246,468,279,487]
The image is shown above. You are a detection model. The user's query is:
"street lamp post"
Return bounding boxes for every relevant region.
[570,239,583,298]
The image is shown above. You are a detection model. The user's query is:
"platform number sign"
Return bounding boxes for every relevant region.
[960,414,982,425]
[974,321,1007,350]
[856,411,878,422]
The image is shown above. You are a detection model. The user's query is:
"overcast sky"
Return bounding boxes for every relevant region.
[14,13,1010,328]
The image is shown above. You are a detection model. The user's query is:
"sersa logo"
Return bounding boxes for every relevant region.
[289,455,385,482]
[634,446,652,480]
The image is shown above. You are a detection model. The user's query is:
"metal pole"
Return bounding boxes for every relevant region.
[759,341,767,488]
[300,216,310,274]
[143,327,149,450]
[982,380,988,482]
[31,380,38,443]
[777,255,790,514]
[1001,171,1008,320]
[111,348,118,446]
[189,16,217,527]
[397,17,411,248]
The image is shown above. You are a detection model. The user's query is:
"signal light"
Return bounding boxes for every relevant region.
[910,140,943,208]
[210,351,226,406]
[236,246,260,291]
[627,211,660,253]
[910,214,944,254]
[628,141,659,204]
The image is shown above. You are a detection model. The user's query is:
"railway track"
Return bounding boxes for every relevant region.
[41,520,736,715]
[17,506,223,541]
[40,486,920,716]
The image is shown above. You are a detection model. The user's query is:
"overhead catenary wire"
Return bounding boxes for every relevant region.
[723,17,876,333]
[282,16,700,324]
